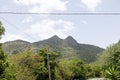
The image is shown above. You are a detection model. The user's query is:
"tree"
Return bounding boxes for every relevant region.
[55,59,87,80]
[10,48,59,80]
[86,64,102,78]
[38,48,59,80]
[10,49,39,80]
[0,21,5,38]
[97,42,120,79]
[0,21,9,79]
[55,59,74,80]
[103,51,120,80]
[0,44,9,78]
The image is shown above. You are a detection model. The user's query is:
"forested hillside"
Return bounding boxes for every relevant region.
[2,35,104,63]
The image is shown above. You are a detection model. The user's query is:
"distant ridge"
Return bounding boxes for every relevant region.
[2,35,104,63]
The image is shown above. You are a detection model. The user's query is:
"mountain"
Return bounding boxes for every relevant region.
[2,35,104,63]
[2,40,30,54]
[33,35,63,48]
[64,36,78,47]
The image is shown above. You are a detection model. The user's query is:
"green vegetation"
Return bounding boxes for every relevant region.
[7,49,103,80]
[97,42,120,80]
[0,21,16,80]
[2,35,104,63]
[0,21,5,38]
[0,48,103,80]
[0,44,9,80]
[0,21,120,80]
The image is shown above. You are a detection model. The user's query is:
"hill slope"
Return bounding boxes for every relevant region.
[2,35,104,63]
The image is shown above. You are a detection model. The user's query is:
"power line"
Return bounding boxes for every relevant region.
[0,16,36,41]
[0,12,120,15]
[47,50,51,80]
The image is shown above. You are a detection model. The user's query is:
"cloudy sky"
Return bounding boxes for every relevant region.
[0,0,120,48]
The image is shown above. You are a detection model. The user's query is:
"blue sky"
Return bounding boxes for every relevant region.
[0,0,120,48]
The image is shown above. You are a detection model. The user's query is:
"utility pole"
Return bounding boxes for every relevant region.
[47,49,51,80]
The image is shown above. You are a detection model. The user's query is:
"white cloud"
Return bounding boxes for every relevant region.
[14,0,68,13]
[81,0,101,11]
[25,19,75,40]
[0,33,28,43]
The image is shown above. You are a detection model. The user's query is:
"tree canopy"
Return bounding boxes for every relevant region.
[0,21,5,38]
[97,42,120,79]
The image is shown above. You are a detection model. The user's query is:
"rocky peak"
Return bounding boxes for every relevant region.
[64,36,78,46]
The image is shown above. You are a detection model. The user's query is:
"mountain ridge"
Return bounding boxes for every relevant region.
[2,35,104,63]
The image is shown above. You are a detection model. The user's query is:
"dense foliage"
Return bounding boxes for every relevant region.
[0,21,5,38]
[0,44,9,79]
[1,47,103,80]
[8,49,101,80]
[97,42,120,79]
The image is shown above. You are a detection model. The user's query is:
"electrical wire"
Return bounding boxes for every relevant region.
[0,12,120,15]
[0,16,36,41]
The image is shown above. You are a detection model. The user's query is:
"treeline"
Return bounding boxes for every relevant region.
[0,47,100,80]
